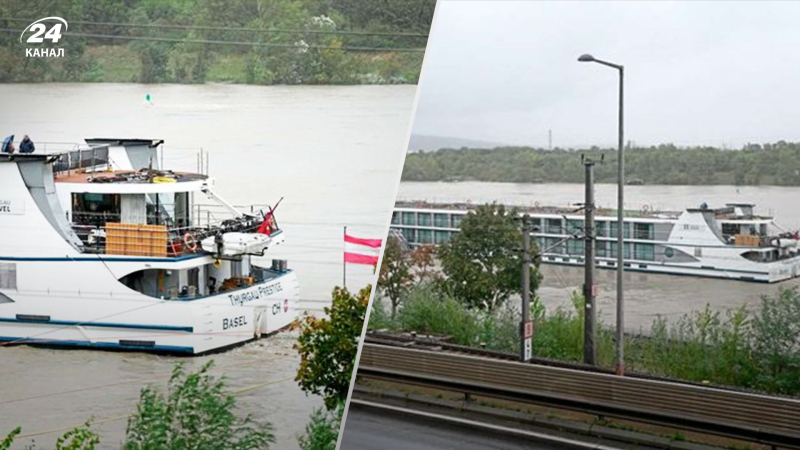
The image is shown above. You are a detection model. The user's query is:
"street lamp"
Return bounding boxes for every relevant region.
[578,53,625,376]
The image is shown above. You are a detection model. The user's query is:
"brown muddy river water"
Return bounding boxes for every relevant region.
[0,83,415,448]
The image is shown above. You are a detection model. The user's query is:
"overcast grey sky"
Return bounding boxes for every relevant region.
[413,1,800,148]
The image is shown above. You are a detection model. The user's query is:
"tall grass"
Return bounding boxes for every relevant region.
[370,285,800,397]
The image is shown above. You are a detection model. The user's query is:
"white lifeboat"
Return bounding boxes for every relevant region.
[201,232,271,257]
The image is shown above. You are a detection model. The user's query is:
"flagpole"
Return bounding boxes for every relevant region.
[343,225,347,289]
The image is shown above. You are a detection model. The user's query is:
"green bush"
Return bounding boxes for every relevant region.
[124,362,274,450]
[297,404,343,450]
[1,428,20,450]
[374,284,800,397]
[1,423,99,450]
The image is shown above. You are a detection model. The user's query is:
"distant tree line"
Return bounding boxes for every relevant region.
[402,141,800,186]
[0,0,434,84]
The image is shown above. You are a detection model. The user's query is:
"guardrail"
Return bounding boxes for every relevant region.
[357,343,800,449]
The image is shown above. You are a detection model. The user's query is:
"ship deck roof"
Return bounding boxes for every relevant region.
[395,200,773,221]
[55,170,207,184]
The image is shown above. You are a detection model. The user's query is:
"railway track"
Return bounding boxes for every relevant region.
[358,335,800,449]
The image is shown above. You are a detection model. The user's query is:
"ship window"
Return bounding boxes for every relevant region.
[596,221,607,237]
[721,223,739,236]
[566,219,584,234]
[545,218,562,234]
[401,228,416,243]
[610,222,633,239]
[451,214,463,228]
[418,229,433,244]
[391,212,399,225]
[566,239,584,255]
[695,247,702,257]
[401,212,416,226]
[418,213,432,227]
[635,243,655,261]
[609,221,622,239]
[634,223,653,240]
[146,192,190,229]
[610,242,632,259]
[434,213,450,228]
[435,230,451,244]
[0,263,17,289]
[72,193,121,227]
[545,237,564,254]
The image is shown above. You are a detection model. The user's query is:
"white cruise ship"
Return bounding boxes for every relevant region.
[0,139,299,354]
[391,200,800,283]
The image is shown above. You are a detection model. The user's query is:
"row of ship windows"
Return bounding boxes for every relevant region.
[391,212,655,240]
[538,238,656,261]
[395,227,657,261]
[392,211,463,228]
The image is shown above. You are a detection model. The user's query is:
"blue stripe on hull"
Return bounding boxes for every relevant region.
[0,254,206,263]
[544,259,771,282]
[0,317,193,332]
[0,336,194,354]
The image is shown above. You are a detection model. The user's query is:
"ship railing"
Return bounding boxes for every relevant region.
[72,209,271,257]
[52,145,111,174]
[193,203,277,230]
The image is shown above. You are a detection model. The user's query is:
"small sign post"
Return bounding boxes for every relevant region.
[523,320,533,361]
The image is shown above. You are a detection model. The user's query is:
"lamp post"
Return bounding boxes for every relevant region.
[578,53,625,376]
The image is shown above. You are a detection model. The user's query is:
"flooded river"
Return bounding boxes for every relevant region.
[398,181,800,330]
[0,83,415,448]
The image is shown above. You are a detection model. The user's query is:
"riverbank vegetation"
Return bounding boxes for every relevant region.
[0,0,433,85]
[402,142,800,186]
[371,283,800,396]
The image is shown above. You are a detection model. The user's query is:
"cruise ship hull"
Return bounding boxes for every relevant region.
[391,202,800,283]
[0,269,299,355]
[542,254,799,283]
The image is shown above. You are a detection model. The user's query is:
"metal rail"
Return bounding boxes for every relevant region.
[357,343,800,449]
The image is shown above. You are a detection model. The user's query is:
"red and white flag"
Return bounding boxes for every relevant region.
[344,233,382,265]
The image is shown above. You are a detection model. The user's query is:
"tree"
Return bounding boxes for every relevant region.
[378,236,414,318]
[409,244,436,285]
[439,204,541,311]
[124,362,274,450]
[378,236,439,318]
[295,285,371,410]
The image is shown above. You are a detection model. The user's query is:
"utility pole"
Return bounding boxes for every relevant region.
[520,214,533,362]
[583,159,597,365]
[578,53,625,376]
[548,129,552,150]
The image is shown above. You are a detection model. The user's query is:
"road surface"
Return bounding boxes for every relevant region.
[339,403,588,450]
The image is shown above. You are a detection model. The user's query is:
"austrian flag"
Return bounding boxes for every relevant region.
[344,233,383,265]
